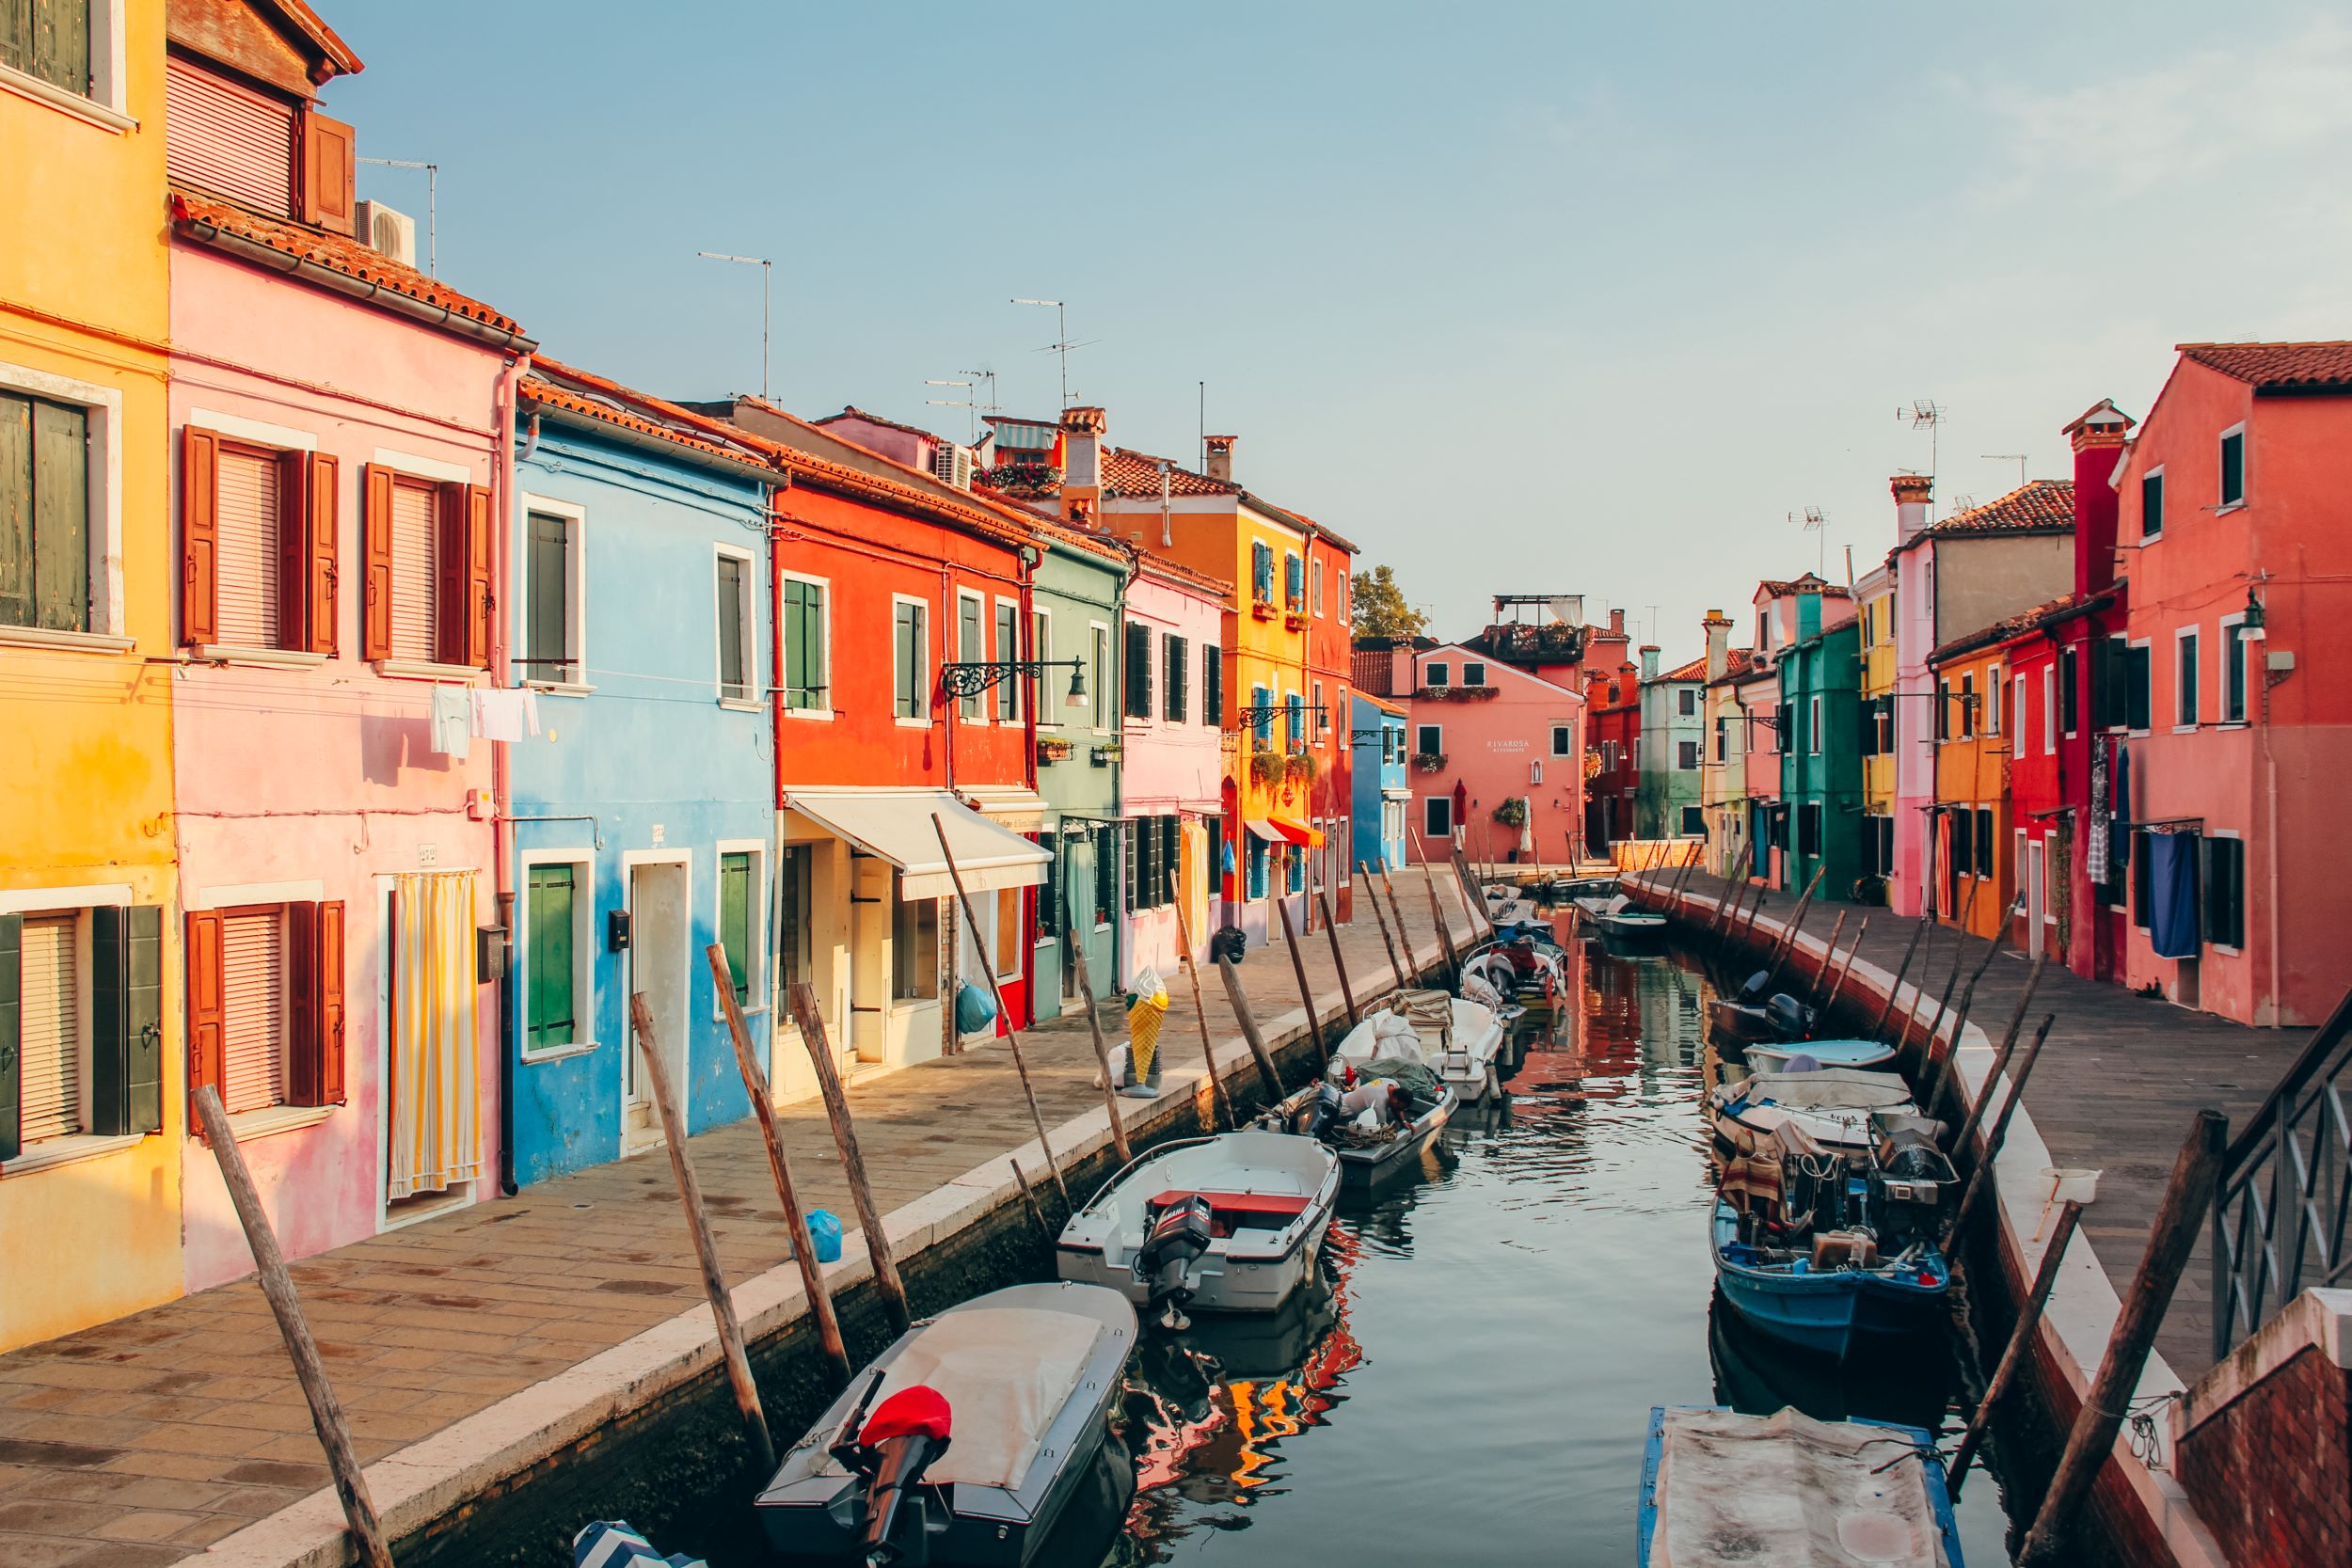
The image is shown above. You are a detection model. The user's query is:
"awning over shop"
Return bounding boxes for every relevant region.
[1244,820,1285,843]
[1270,817,1325,848]
[958,785,1051,833]
[783,789,1048,900]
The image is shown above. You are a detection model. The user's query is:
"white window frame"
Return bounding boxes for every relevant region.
[1089,619,1112,735]
[1551,723,1574,757]
[2041,665,2055,754]
[2141,463,2167,542]
[2217,422,2247,513]
[2174,625,2201,731]
[1311,557,1325,617]
[1463,661,1487,688]
[0,884,135,1174]
[516,493,589,693]
[777,566,832,721]
[712,543,757,708]
[2218,610,2249,726]
[0,0,131,130]
[517,848,596,1062]
[0,361,127,653]
[1985,666,2001,736]
[1416,721,1442,757]
[1312,679,1326,742]
[1423,797,1453,840]
[993,594,1023,725]
[953,588,987,721]
[893,593,930,729]
[1423,659,1451,688]
[1808,696,1822,756]
[711,839,768,1020]
[1031,607,1057,729]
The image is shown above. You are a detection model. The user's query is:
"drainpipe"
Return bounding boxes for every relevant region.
[492,354,527,1196]
[770,476,793,1058]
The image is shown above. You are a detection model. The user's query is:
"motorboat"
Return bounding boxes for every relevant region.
[1707,1068,1921,1157]
[1636,1406,1965,1568]
[1328,989,1505,1104]
[1710,1115,1955,1362]
[755,1282,1136,1567]
[1746,1037,1896,1075]
[572,1521,706,1567]
[1707,970,1818,1045]
[1055,1129,1340,1326]
[1575,893,1667,946]
[1708,1290,1956,1435]
[1264,1058,1454,1183]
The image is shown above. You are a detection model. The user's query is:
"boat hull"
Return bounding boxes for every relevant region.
[1747,1038,1895,1073]
[1708,1203,1948,1362]
[1056,1211,1334,1315]
[1707,999,1784,1044]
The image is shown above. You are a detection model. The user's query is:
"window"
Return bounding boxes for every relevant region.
[890,879,939,1000]
[1122,620,1152,720]
[2141,469,2164,541]
[1203,644,1222,726]
[1286,691,1304,752]
[778,845,812,995]
[1,0,92,96]
[1553,724,1575,756]
[1463,661,1487,688]
[2204,835,2246,949]
[1677,739,1699,770]
[1337,686,1348,749]
[1090,624,1111,730]
[995,601,1020,722]
[358,464,490,667]
[1311,558,1325,615]
[717,849,759,1013]
[1715,715,1728,761]
[2060,644,2079,733]
[2218,427,2245,508]
[1808,696,1821,755]
[1246,834,1268,899]
[714,552,754,702]
[958,883,1023,985]
[1984,670,2000,736]
[1032,609,1054,725]
[1250,684,1273,747]
[2040,668,2054,754]
[1950,810,1974,881]
[523,863,584,1055]
[1682,805,1706,836]
[1775,701,1793,753]
[1417,722,1441,757]
[2223,620,2249,723]
[957,592,985,720]
[1251,541,1273,604]
[1164,633,1188,722]
[1959,673,1977,738]
[2,390,92,634]
[1975,808,1994,879]
[1678,688,1697,717]
[2126,642,2151,731]
[2176,630,2199,726]
[1424,796,1453,839]
[1799,803,1821,857]
[180,427,338,655]
[1283,552,1303,610]
[0,903,164,1160]
[1288,838,1304,893]
[1424,660,1450,688]
[893,599,927,721]
[781,575,828,713]
[1095,826,1119,926]
[185,901,346,1118]
[523,506,581,686]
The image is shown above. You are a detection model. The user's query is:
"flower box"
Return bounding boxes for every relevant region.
[1250,600,1279,622]
[1248,750,1284,788]
[1419,685,1501,703]
[1412,752,1448,772]
[1285,752,1319,784]
[1284,611,1310,631]
[1036,736,1075,765]
[1089,741,1120,768]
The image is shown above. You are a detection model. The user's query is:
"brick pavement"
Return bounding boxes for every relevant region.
[0,871,1480,1567]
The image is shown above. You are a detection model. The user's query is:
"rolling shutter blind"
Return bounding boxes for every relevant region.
[214,447,280,646]
[387,480,436,660]
[220,910,287,1115]
[18,915,78,1144]
[165,58,295,216]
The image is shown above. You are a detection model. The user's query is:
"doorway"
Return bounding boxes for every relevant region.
[2026,837,2045,958]
[624,857,689,1151]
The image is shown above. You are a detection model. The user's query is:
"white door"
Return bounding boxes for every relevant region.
[2026,838,2046,958]
[625,861,689,1148]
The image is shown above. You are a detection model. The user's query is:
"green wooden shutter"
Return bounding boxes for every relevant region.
[1122,823,1137,914]
[90,905,162,1136]
[2126,645,2152,732]
[4,0,90,93]
[1124,621,1151,719]
[0,912,18,1160]
[525,865,575,1053]
[526,512,568,679]
[1204,645,1221,726]
[719,852,752,1007]
[0,393,29,629]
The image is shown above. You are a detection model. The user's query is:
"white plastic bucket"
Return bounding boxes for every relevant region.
[2034,1166,2101,1240]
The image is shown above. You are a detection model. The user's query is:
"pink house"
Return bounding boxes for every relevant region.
[165,8,531,1287]
[1120,552,1232,984]
[1361,641,1583,865]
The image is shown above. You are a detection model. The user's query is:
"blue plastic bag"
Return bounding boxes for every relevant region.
[806,1209,843,1264]
[954,980,998,1035]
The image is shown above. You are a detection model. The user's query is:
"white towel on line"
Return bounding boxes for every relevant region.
[471,689,541,742]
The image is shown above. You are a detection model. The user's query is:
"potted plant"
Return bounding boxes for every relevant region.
[1492,796,1529,828]
[1036,736,1074,764]
[1412,752,1448,772]
[1285,752,1319,785]
[1248,749,1284,788]
[1250,598,1279,622]
[1284,610,1310,631]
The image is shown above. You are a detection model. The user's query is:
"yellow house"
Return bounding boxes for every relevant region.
[0,0,183,1350]
[1856,562,1897,890]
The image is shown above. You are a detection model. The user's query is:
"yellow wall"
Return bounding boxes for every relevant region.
[1229,509,1311,825]
[1859,582,1897,816]
[0,0,185,1351]
[1931,645,2011,942]
[1699,680,1745,873]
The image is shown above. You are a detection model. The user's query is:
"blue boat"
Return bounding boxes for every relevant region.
[1746,1037,1897,1074]
[1637,1406,1965,1568]
[1710,1200,1950,1360]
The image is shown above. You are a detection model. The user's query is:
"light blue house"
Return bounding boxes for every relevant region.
[1353,691,1408,871]
[504,360,782,1185]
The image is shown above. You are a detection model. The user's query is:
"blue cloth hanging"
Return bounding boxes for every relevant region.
[2147,832,2201,959]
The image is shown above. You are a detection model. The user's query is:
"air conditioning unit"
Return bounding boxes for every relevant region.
[930,442,976,490]
[357,200,417,268]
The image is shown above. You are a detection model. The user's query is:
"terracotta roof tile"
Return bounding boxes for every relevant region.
[1705,647,1769,687]
[1129,546,1234,599]
[2177,341,2352,391]
[814,406,946,442]
[171,190,522,340]
[1930,593,2078,664]
[1926,479,2074,536]
[1103,448,1241,499]
[522,357,782,474]
[1756,573,1852,598]
[1655,653,1712,684]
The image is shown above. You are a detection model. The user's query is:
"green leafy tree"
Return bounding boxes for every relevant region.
[1351,564,1428,640]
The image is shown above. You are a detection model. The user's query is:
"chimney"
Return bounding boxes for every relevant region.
[1058,405,1106,513]
[1609,608,1625,637]
[2063,398,2135,598]
[1640,644,1660,681]
[1891,472,1933,545]
[1797,590,1822,641]
[1203,435,1237,483]
[1703,609,1733,682]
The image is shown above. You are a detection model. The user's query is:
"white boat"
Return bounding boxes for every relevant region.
[1707,1068,1922,1156]
[1055,1129,1340,1325]
[1329,989,1506,1104]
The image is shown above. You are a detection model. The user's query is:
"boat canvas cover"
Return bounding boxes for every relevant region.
[1654,1408,1943,1568]
[818,1307,1102,1492]
[1729,1069,1915,1114]
[784,790,1047,899]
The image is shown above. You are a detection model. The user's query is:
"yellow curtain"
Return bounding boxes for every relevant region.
[1180,821,1207,944]
[389,871,481,1199]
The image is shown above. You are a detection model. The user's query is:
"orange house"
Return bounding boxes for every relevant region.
[1927,624,2017,941]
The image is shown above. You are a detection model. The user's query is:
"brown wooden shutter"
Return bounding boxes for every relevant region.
[305,452,339,655]
[0,911,19,1163]
[362,464,393,659]
[183,426,219,645]
[274,450,306,648]
[436,482,468,665]
[465,483,494,669]
[300,108,357,237]
[287,901,343,1108]
[183,910,225,1120]
[315,900,345,1105]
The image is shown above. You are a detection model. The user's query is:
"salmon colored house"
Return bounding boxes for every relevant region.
[1359,640,1584,866]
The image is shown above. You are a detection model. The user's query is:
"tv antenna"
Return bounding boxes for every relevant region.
[697,251,773,399]
[1792,506,1828,575]
[1898,399,1947,479]
[1012,298,1097,408]
[1982,452,2027,487]
[356,156,437,274]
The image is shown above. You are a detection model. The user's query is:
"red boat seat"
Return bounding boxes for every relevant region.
[1144,1190,1311,1237]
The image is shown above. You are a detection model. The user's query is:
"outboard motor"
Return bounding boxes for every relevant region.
[1764,992,1816,1039]
[1738,970,1772,1005]
[1135,1195,1216,1330]
[826,1376,954,1568]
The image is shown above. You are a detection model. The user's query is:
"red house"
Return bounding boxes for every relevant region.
[1585,654,1643,856]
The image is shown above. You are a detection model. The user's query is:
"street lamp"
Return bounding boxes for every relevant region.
[938,657,1089,709]
[2240,586,2266,641]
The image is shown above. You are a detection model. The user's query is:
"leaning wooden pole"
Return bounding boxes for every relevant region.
[1873,915,1931,1041]
[1931,954,2042,1130]
[2018,1111,2229,1567]
[1912,877,1983,1054]
[192,1085,396,1568]
[1820,916,1869,1016]
[931,814,1067,1204]
[629,993,776,1475]
[789,982,912,1335]
[1805,911,1848,1005]
[1944,960,2044,1158]
[1758,866,1826,990]
[1947,1199,2083,1498]
[1941,1016,2057,1250]
[706,944,850,1385]
[1316,889,1360,1027]
[1216,953,1286,1101]
[1168,895,1234,1133]
[1377,867,1418,978]
[1275,893,1329,1069]
[1361,863,1410,989]
[1063,930,1136,1164]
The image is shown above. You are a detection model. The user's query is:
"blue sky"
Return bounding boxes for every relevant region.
[332,2,2352,661]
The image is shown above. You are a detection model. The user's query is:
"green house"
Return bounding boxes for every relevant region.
[1777,599,1866,902]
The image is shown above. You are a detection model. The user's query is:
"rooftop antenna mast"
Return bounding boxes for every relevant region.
[1012,298,1096,409]
[1898,399,1947,517]
[1982,452,2028,487]
[698,251,773,399]
[1198,381,1206,474]
[1793,506,1828,576]
[355,157,437,275]
[923,379,977,443]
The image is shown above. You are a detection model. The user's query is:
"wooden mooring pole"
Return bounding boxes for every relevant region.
[1930,954,2042,1129]
[1062,930,1137,1164]
[1909,879,1983,1056]
[1216,953,1286,1101]
[1362,863,1410,989]
[789,982,912,1335]
[1168,895,1234,1132]
[2018,1110,2229,1567]
[1941,1015,2056,1250]
[1820,916,1868,1016]
[707,945,850,1386]
[1275,893,1329,1069]
[1377,867,1417,979]
[1008,1157,1050,1238]
[193,1085,396,1568]
[1316,889,1359,1028]
[1947,1197,2083,1498]
[1873,914,1931,1041]
[1941,960,2044,1159]
[1759,867,1825,990]
[1806,911,1847,1005]
[629,993,776,1475]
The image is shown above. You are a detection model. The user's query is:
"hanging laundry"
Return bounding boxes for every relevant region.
[471,688,542,743]
[427,687,471,759]
[2147,832,2201,959]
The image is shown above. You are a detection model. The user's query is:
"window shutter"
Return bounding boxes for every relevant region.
[362,464,393,659]
[184,910,225,1116]
[1122,823,1137,914]
[267,449,305,649]
[304,452,339,655]
[1204,645,1222,726]
[91,905,164,1136]
[307,901,347,1105]
[435,483,469,665]
[1162,816,1180,905]
[465,483,494,668]
[1124,621,1150,718]
[2126,645,2152,732]
[0,911,18,1162]
[299,108,358,237]
[183,426,219,645]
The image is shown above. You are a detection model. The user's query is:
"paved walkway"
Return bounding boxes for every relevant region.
[0,872,1482,1568]
[1632,868,2304,1382]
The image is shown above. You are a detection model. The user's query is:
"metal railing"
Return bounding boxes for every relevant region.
[2212,985,2352,1361]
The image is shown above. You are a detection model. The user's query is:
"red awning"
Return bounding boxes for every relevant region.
[1271,817,1326,848]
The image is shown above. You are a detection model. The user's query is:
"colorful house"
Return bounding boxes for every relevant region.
[163,3,530,1285]
[2108,342,2352,1027]
[1352,691,1409,872]
[0,0,181,1350]
[1637,646,1706,838]
[1118,549,1230,986]
[1733,656,1785,883]
[1927,611,2030,942]
[1697,614,1765,877]
[1854,562,1898,895]
[1303,524,1359,920]
[1359,640,1583,866]
[1584,654,1641,856]
[1777,597,1866,904]
[502,361,784,1184]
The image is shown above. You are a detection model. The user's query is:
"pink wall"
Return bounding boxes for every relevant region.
[1121,567,1227,981]
[1891,542,1936,916]
[171,244,510,1290]
[1404,646,1582,864]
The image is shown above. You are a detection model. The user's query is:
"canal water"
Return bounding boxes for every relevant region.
[1092,941,2019,1567]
